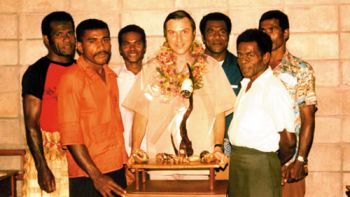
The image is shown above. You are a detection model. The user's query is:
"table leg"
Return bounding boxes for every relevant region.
[209,168,214,191]
[11,174,16,197]
[135,168,139,191]
[142,169,146,183]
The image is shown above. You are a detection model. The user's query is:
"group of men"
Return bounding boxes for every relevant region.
[21,8,316,197]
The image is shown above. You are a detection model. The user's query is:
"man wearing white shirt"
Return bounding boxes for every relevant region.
[228,29,296,197]
[115,25,147,155]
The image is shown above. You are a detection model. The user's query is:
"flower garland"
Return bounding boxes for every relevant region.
[154,41,207,98]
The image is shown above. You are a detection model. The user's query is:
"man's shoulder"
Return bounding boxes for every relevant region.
[31,56,50,67]
[223,51,239,69]
[142,57,160,71]
[226,51,237,59]
[25,57,50,72]
[60,64,84,83]
[22,57,51,82]
[283,51,313,71]
[266,74,291,96]
[206,55,219,66]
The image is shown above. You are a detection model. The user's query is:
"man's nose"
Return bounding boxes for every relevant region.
[129,44,136,52]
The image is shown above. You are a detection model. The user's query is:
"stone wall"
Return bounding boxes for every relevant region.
[0,0,349,196]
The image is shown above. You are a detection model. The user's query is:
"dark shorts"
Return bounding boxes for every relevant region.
[228,145,281,197]
[69,168,126,197]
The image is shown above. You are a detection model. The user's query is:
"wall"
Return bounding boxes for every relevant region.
[0,0,349,196]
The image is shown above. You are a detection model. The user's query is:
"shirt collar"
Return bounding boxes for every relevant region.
[77,56,116,80]
[116,64,137,77]
[115,64,128,76]
[274,49,290,71]
[241,67,273,88]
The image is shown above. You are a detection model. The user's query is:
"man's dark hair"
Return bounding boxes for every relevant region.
[259,10,289,31]
[76,19,109,42]
[199,12,232,36]
[163,10,195,36]
[236,29,272,55]
[41,11,74,36]
[118,24,146,46]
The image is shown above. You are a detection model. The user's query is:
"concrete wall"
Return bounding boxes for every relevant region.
[0,0,349,196]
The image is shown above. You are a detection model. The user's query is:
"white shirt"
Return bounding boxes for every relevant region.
[115,64,147,155]
[228,67,295,152]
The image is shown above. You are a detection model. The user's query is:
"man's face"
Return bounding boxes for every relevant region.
[237,41,269,81]
[202,20,229,55]
[259,18,288,51]
[47,21,76,57]
[77,28,111,66]
[119,31,145,65]
[165,17,195,56]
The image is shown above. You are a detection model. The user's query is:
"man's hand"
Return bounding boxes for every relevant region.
[37,165,56,193]
[281,160,308,186]
[213,147,228,168]
[287,160,308,182]
[128,149,149,166]
[92,174,126,197]
[281,164,290,186]
[67,145,126,196]
[125,166,135,186]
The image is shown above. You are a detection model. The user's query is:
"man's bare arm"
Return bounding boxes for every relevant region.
[131,112,147,153]
[297,105,316,160]
[23,95,55,193]
[67,144,125,197]
[287,105,316,181]
[213,112,225,151]
[279,129,296,164]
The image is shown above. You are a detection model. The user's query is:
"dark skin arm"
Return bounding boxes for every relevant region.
[286,105,316,181]
[23,95,55,193]
[67,145,126,197]
[279,129,296,165]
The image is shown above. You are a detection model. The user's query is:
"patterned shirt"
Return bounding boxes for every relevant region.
[272,50,317,158]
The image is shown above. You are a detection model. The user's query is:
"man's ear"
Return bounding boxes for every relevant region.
[76,41,83,54]
[283,28,290,42]
[263,52,271,65]
[43,35,49,48]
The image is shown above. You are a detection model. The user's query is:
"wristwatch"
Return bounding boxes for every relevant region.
[297,155,306,163]
[214,144,224,152]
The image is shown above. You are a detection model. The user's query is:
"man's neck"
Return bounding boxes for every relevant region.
[204,49,227,62]
[47,53,73,64]
[80,56,105,76]
[125,62,142,75]
[270,45,286,70]
[175,53,193,72]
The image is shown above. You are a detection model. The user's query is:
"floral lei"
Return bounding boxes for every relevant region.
[155,41,207,98]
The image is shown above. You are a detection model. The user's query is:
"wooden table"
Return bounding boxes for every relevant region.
[126,180,228,197]
[0,170,19,197]
[129,159,220,191]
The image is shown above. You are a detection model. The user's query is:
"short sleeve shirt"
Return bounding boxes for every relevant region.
[123,56,236,157]
[228,68,295,152]
[273,50,317,136]
[22,57,74,131]
[58,57,127,178]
